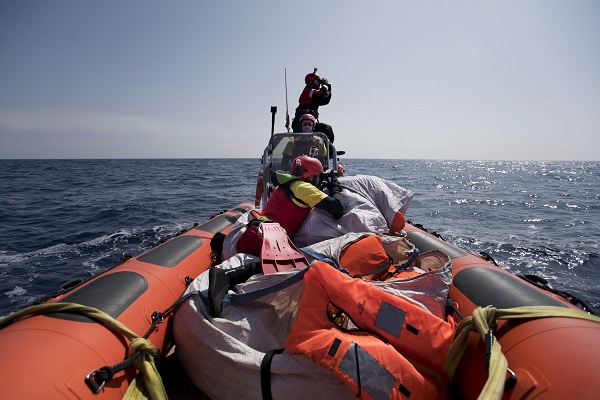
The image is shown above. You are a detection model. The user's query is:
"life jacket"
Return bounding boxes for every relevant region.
[261,178,311,238]
[298,86,324,108]
[296,85,330,118]
[285,261,455,400]
[339,235,391,279]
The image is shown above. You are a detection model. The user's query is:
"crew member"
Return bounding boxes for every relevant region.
[237,156,344,257]
[281,114,327,170]
[292,71,335,143]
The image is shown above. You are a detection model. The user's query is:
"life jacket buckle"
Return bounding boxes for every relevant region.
[327,303,361,332]
[327,308,348,328]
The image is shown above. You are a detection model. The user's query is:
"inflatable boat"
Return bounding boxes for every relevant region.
[1,127,599,400]
[0,205,253,399]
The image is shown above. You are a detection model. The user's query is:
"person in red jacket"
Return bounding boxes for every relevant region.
[237,156,344,257]
[291,71,335,143]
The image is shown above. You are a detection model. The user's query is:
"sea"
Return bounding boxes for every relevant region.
[1,159,599,317]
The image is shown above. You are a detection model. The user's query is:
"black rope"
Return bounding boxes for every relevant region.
[518,274,596,315]
[479,252,499,266]
[446,298,465,320]
[406,220,446,241]
[142,275,194,339]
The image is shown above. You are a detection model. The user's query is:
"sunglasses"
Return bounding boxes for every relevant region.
[301,122,314,126]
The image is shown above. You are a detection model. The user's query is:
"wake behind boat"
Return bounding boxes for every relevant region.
[1,117,599,400]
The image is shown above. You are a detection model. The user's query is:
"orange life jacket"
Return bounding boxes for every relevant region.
[285,261,455,399]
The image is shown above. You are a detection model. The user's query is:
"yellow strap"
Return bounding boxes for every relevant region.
[0,302,167,400]
[444,305,600,400]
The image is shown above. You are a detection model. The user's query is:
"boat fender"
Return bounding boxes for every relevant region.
[208,260,262,317]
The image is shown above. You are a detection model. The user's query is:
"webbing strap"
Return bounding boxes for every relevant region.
[0,302,167,400]
[260,349,285,400]
[444,305,600,400]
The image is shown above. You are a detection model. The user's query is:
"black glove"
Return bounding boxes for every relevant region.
[327,175,341,195]
[320,78,329,85]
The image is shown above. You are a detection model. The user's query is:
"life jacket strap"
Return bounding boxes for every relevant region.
[281,183,310,207]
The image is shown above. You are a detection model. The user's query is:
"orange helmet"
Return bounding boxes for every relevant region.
[300,113,316,124]
[292,155,324,179]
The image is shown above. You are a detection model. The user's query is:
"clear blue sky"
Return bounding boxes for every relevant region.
[1,1,598,160]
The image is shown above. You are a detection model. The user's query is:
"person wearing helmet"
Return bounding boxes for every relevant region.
[291,71,335,143]
[281,114,327,170]
[236,155,344,257]
[299,113,317,133]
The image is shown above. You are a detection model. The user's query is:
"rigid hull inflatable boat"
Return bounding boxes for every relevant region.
[1,129,599,400]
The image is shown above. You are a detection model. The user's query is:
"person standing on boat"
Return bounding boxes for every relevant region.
[291,70,335,143]
[237,156,344,257]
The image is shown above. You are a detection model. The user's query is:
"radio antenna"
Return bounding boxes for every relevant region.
[284,68,290,132]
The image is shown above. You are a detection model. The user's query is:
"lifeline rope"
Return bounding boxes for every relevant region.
[444,305,600,400]
[0,302,167,400]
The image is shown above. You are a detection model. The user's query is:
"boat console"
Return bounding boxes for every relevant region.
[255,132,340,207]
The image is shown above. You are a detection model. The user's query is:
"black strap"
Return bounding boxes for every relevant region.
[281,182,310,207]
[260,349,285,400]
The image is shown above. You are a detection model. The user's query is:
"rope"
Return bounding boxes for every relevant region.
[444,305,600,400]
[0,302,167,400]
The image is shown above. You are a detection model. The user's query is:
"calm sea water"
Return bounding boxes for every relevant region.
[1,159,599,316]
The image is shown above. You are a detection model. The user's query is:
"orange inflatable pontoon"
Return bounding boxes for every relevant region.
[0,204,252,399]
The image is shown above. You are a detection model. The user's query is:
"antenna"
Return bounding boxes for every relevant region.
[285,68,290,132]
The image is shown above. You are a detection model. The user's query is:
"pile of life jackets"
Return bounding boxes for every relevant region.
[286,261,455,400]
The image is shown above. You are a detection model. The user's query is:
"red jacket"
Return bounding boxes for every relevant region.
[261,184,312,237]
[296,85,331,118]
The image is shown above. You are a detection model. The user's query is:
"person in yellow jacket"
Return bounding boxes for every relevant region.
[237,156,344,257]
[281,114,327,171]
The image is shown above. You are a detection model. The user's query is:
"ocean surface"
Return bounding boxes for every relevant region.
[1,159,599,317]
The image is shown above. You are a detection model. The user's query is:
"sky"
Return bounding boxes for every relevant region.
[1,1,599,160]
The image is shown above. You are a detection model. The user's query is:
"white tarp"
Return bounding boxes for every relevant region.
[173,260,354,400]
[293,175,414,247]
